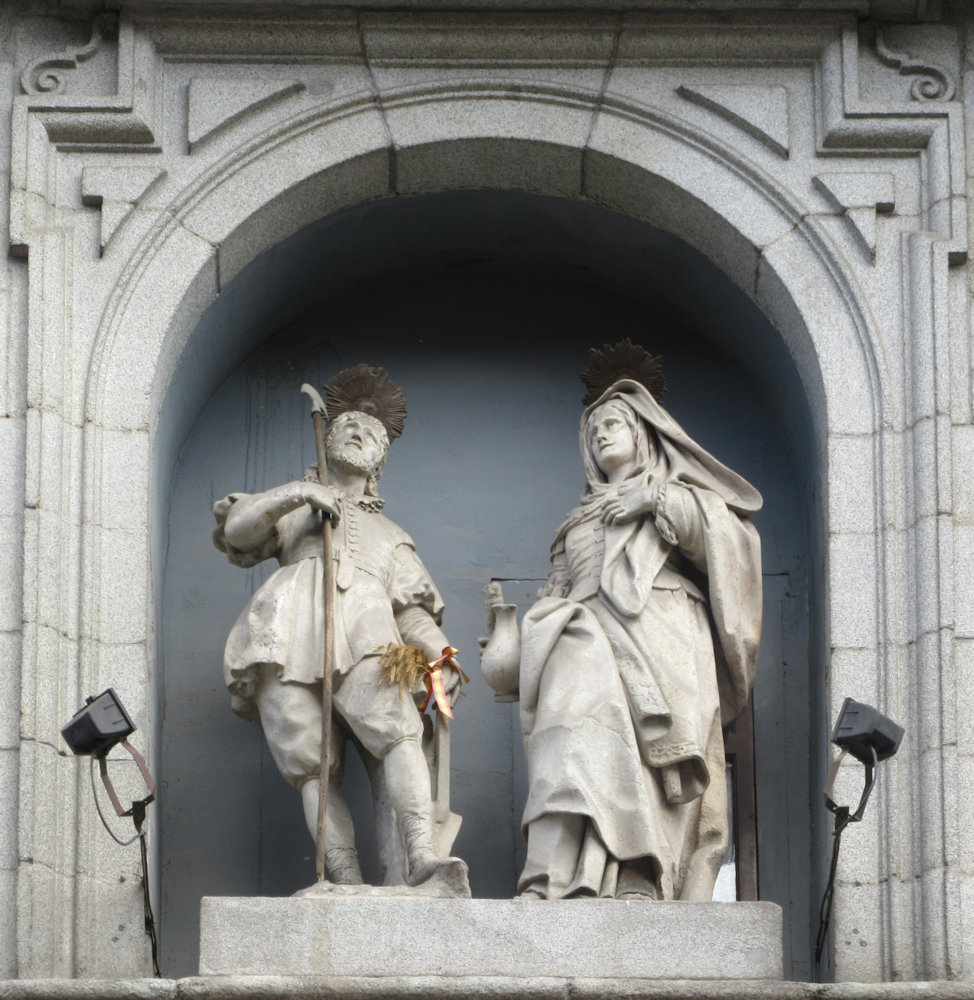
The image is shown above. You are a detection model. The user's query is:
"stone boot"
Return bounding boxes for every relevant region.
[325,846,364,885]
[384,739,470,897]
[399,811,471,897]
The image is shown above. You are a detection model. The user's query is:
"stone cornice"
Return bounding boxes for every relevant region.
[27,0,940,20]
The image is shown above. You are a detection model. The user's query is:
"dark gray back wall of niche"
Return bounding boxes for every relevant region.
[159,191,818,979]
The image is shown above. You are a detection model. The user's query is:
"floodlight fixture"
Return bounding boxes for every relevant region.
[61,688,160,976]
[62,688,135,758]
[62,688,155,820]
[824,697,904,824]
[831,697,904,765]
[815,697,904,972]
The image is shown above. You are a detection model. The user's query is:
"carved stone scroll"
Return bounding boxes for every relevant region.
[20,13,116,96]
[874,28,955,103]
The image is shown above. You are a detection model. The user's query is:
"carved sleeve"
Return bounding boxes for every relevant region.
[655,482,707,572]
[390,544,450,659]
[212,492,281,568]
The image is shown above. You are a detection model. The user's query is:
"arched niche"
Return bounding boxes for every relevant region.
[75,105,887,982]
[158,189,820,977]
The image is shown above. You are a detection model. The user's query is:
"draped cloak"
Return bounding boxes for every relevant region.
[518,379,763,899]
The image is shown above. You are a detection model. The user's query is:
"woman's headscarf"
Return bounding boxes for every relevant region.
[579,379,762,515]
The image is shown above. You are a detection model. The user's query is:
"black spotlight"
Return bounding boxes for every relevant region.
[831,697,904,766]
[61,688,135,757]
[61,688,160,976]
[814,697,904,973]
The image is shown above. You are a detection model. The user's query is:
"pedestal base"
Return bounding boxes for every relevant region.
[199,897,782,980]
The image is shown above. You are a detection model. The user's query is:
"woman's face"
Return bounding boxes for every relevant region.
[588,401,638,481]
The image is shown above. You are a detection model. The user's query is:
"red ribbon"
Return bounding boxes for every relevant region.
[419,646,468,718]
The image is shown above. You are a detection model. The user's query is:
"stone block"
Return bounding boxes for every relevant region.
[912,516,945,638]
[0,748,17,869]
[962,873,974,980]
[955,639,974,756]
[178,111,390,288]
[362,12,617,65]
[830,880,885,982]
[15,857,55,979]
[95,226,218,433]
[374,64,607,103]
[826,647,881,709]
[953,425,974,524]
[0,867,15,980]
[199,897,783,980]
[73,867,154,979]
[826,434,877,537]
[395,135,584,201]
[21,624,66,746]
[0,415,25,517]
[0,632,20,747]
[17,740,60,870]
[33,508,72,635]
[0,514,22,633]
[388,98,589,198]
[95,527,150,646]
[92,429,151,521]
[827,533,879,650]
[954,523,974,638]
[585,111,789,299]
[909,416,940,516]
[759,232,876,438]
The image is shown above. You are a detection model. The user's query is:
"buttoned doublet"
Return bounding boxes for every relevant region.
[214,490,448,782]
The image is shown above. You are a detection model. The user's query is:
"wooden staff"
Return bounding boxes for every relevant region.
[301,383,334,883]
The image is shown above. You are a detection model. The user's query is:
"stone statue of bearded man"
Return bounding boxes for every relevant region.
[213,364,468,896]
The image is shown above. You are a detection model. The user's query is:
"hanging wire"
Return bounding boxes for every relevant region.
[813,745,879,974]
[88,753,162,977]
[814,802,850,966]
[89,755,140,846]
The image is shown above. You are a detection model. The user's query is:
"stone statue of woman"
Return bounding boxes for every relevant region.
[483,341,763,901]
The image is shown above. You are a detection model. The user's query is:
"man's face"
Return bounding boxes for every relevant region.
[327,412,388,476]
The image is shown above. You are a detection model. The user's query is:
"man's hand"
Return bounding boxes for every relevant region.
[603,484,658,526]
[300,482,341,522]
[432,647,466,707]
[442,658,463,705]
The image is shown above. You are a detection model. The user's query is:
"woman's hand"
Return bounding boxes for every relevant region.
[603,485,658,526]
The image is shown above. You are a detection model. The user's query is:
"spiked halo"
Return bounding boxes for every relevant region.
[580,339,666,405]
[324,364,407,440]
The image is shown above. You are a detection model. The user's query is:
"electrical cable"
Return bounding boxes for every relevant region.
[89,755,140,846]
[813,745,879,975]
[87,751,162,977]
[814,803,850,967]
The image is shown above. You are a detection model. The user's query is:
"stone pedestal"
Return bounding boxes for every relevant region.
[199,897,782,980]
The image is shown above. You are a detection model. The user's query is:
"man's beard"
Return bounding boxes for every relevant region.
[329,441,380,476]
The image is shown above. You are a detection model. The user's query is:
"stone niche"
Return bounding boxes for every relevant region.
[163,189,814,978]
[4,1,972,989]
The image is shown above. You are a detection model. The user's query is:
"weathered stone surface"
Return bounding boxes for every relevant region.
[5,978,974,1000]
[1,1,973,986]
[199,898,783,980]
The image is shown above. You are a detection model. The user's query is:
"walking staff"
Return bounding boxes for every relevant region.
[301,382,335,884]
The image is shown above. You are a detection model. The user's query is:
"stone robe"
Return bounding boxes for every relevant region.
[518,379,762,900]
